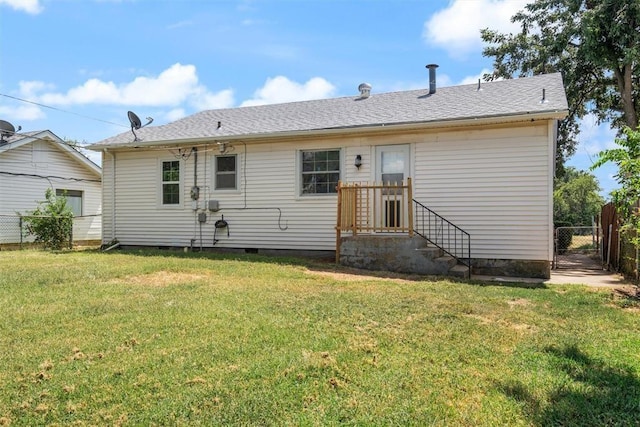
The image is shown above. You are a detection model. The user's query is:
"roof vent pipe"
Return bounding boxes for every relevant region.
[358,83,372,99]
[426,64,439,94]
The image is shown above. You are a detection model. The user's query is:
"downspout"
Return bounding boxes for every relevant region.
[104,149,116,242]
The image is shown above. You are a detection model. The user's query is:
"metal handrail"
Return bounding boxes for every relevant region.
[412,199,471,272]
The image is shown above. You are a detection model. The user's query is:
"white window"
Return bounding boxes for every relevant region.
[300,149,341,195]
[161,160,181,205]
[56,189,82,216]
[215,155,237,190]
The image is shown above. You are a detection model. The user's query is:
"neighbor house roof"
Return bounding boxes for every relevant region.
[0,130,102,176]
[89,72,568,150]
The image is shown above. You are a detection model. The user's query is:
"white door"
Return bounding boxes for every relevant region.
[375,145,410,229]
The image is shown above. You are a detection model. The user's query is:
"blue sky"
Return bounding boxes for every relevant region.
[0,0,620,196]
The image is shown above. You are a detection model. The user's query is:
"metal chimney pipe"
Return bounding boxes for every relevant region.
[426,64,439,94]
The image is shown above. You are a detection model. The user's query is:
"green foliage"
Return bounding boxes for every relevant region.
[592,127,640,246]
[556,228,573,254]
[481,0,640,171]
[554,167,605,226]
[22,188,73,250]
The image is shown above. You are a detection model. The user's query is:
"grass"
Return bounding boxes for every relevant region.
[0,249,638,426]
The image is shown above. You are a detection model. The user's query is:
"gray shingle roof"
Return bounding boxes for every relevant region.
[88,72,568,149]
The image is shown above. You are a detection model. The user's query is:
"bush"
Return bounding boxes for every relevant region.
[556,227,574,255]
[22,189,73,250]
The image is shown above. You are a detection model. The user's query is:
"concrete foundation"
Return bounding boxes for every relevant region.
[472,258,551,279]
[339,235,467,278]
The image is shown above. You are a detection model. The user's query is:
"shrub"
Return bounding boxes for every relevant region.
[22,189,73,250]
[555,227,574,255]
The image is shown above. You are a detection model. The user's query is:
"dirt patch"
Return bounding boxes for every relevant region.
[507,298,532,308]
[111,271,209,287]
[303,269,420,284]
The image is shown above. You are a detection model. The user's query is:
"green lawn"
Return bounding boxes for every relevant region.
[0,249,638,426]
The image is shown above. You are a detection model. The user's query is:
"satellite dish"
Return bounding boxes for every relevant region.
[127,111,153,142]
[0,120,21,143]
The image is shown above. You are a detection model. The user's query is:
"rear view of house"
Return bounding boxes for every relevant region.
[0,129,102,246]
[89,71,568,279]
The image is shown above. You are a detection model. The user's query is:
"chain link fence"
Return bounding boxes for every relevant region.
[0,214,101,249]
[554,226,602,269]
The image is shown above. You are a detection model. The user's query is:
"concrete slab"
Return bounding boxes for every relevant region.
[472,271,632,289]
[473,252,636,290]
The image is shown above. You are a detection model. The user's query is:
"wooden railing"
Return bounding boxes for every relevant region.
[335,179,414,261]
[335,178,471,271]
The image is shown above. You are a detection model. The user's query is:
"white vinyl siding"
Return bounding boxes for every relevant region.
[0,138,101,243]
[413,123,552,261]
[99,121,554,261]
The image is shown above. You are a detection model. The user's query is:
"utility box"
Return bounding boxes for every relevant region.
[207,200,220,211]
[198,212,207,223]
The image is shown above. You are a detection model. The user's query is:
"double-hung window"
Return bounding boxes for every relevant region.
[56,189,82,216]
[215,155,237,190]
[162,160,181,205]
[301,149,340,195]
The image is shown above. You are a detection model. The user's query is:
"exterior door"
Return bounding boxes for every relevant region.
[375,145,410,229]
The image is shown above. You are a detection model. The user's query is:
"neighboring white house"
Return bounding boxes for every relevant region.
[0,130,102,245]
[88,71,568,278]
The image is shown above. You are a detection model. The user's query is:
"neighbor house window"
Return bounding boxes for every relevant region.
[56,189,82,216]
[162,160,181,205]
[301,149,340,195]
[215,155,237,190]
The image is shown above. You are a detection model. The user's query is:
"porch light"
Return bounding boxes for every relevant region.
[355,154,362,169]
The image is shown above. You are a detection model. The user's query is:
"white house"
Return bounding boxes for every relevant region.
[0,130,102,245]
[88,71,568,278]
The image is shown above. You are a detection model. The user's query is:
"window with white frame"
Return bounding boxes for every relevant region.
[161,160,181,205]
[215,154,237,190]
[300,149,340,195]
[55,189,82,216]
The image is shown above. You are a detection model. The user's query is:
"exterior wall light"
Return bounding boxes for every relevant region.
[354,154,362,169]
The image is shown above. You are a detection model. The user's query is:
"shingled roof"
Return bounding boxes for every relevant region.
[89,72,568,149]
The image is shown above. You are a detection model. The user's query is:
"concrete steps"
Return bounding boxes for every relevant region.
[339,235,470,279]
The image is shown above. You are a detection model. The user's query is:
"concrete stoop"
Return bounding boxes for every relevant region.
[339,235,469,279]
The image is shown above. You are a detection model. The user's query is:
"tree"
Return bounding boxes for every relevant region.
[554,166,605,226]
[481,0,640,173]
[591,127,640,245]
[22,188,74,250]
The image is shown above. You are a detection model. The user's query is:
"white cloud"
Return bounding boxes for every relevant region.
[21,63,234,111]
[0,0,42,14]
[458,68,496,85]
[18,80,55,98]
[164,108,187,122]
[167,20,193,30]
[241,76,336,107]
[577,114,619,155]
[0,103,45,121]
[423,0,529,59]
[190,88,235,110]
